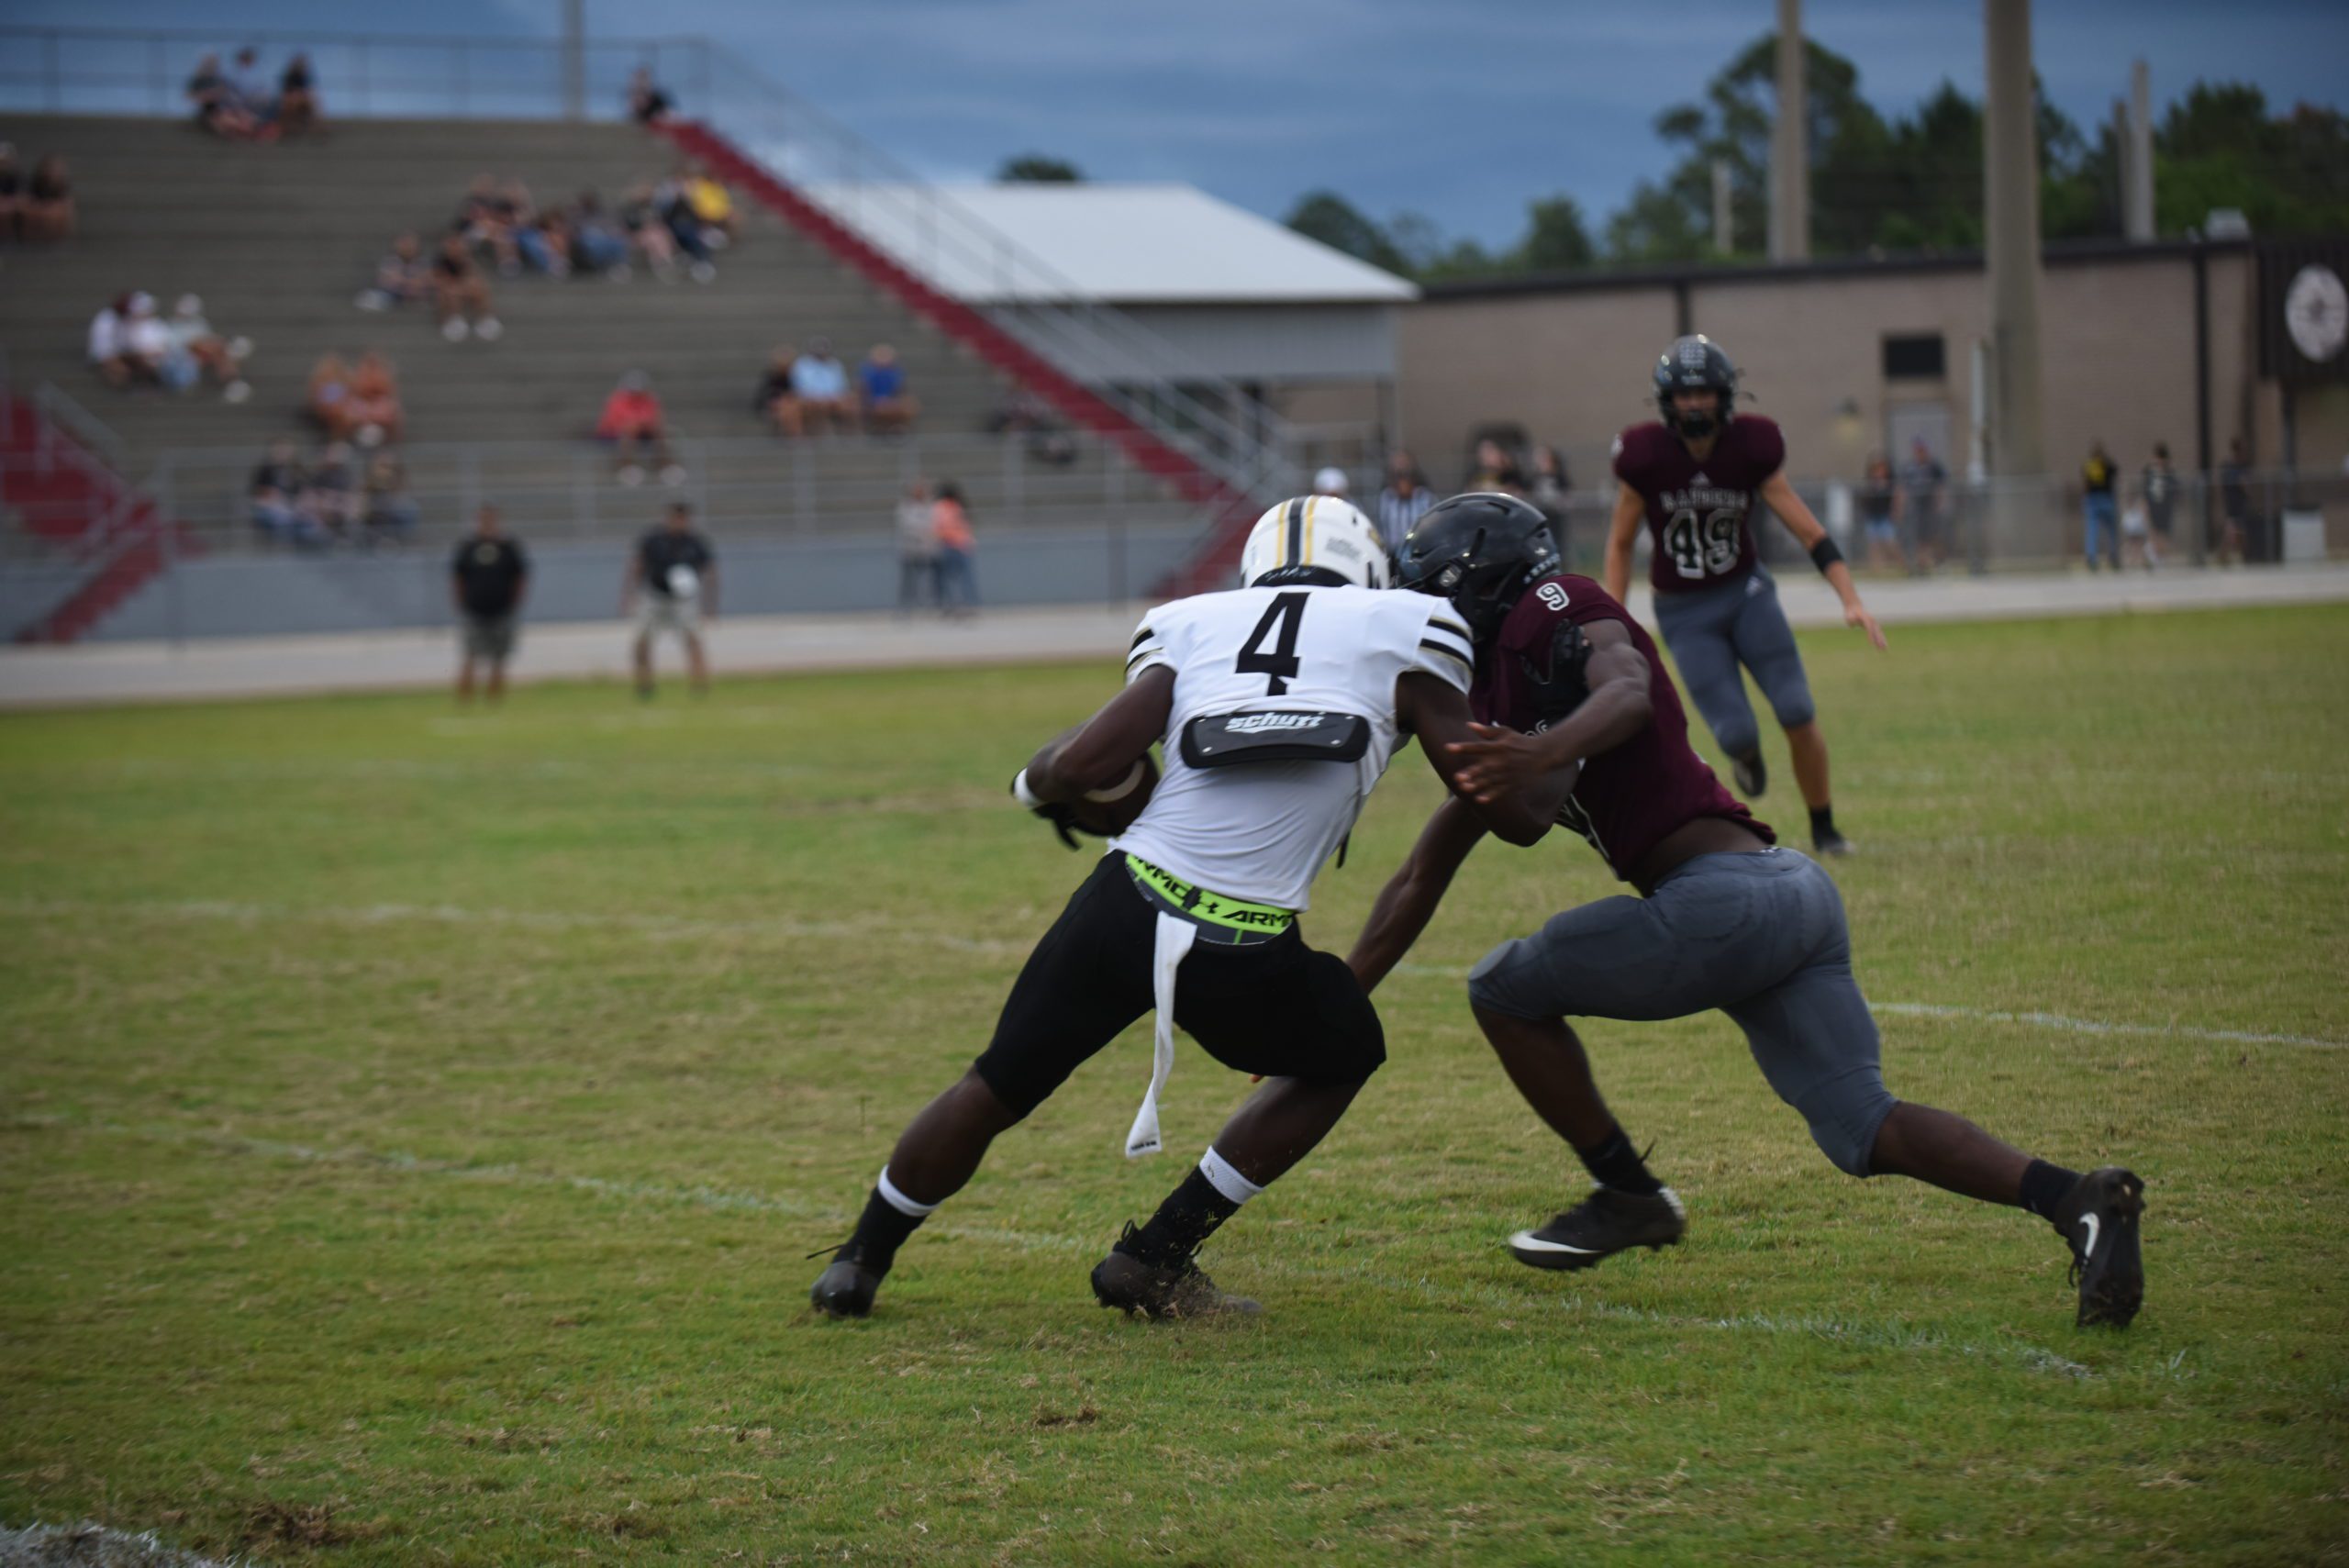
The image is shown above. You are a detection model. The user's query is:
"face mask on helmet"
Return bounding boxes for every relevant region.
[1241,496,1391,591]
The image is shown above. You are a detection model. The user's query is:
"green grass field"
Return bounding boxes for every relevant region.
[4,605,2347,1566]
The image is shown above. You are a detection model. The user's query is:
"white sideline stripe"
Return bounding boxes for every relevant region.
[1394,962,2346,1051]
[19,1113,2099,1384]
[8,898,2338,1051]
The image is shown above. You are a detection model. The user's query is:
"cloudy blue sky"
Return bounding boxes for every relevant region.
[10,0,2346,245]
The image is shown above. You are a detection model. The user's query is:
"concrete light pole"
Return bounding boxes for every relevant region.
[562,0,585,122]
[1768,0,1809,262]
[1982,0,2045,479]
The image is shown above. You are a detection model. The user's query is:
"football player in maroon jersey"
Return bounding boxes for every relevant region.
[1352,493,2146,1329]
[1607,335,1886,855]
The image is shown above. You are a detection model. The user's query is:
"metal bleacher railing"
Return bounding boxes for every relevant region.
[0,24,1310,512]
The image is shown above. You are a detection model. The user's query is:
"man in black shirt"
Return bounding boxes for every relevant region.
[451,504,528,703]
[623,502,716,697]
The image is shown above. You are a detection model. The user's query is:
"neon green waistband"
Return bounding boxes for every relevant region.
[1123,854,1297,935]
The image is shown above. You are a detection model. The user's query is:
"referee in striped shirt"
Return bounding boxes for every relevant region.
[1375,450,1437,553]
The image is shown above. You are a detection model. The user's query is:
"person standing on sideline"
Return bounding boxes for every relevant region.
[1605,336,1886,857]
[1375,450,1436,555]
[451,504,528,704]
[896,479,934,614]
[931,481,978,618]
[2081,441,2121,572]
[2216,438,2251,565]
[1859,452,1904,573]
[1892,438,1945,573]
[2140,442,2178,567]
[623,502,716,697]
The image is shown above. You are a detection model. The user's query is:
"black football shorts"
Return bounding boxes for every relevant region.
[974,853,1386,1118]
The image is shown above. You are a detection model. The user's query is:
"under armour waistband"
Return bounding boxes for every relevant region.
[1122,854,1296,945]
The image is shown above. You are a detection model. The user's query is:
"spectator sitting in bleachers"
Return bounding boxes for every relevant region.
[458,174,524,275]
[860,343,918,435]
[250,439,320,548]
[629,67,675,125]
[596,370,681,487]
[228,48,275,124]
[682,166,738,248]
[167,295,252,403]
[516,208,572,277]
[784,338,854,437]
[752,344,799,435]
[569,194,631,276]
[120,294,185,388]
[307,352,352,433]
[362,451,417,545]
[618,183,681,278]
[21,156,74,242]
[358,231,429,311]
[0,145,20,240]
[343,351,405,446]
[275,53,322,138]
[651,173,718,281]
[306,440,361,538]
[988,387,1077,466]
[87,293,139,387]
[431,231,502,341]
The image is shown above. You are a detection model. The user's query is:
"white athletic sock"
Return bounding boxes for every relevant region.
[1198,1145,1266,1207]
[876,1166,940,1218]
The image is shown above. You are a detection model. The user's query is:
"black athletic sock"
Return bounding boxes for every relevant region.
[2019,1159,2082,1227]
[1123,1167,1242,1266]
[1809,805,1838,840]
[844,1187,928,1277]
[1575,1125,1664,1195]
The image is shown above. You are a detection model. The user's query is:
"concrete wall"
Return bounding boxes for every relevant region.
[1397,247,2267,492]
[63,523,1202,642]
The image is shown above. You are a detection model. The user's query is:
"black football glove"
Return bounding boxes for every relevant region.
[1011,770,1095,851]
[1519,618,1594,724]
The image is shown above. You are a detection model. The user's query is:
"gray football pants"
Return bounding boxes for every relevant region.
[1652,565,1816,761]
[1466,847,1896,1176]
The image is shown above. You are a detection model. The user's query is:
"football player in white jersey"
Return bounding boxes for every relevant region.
[812,496,1572,1319]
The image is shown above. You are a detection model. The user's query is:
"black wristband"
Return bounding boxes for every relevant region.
[1809,537,1844,575]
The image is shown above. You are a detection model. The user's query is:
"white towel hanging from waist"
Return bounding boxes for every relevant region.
[1124,907,1197,1158]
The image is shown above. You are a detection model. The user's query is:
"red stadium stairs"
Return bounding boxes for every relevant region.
[2,393,194,644]
[656,120,1263,595]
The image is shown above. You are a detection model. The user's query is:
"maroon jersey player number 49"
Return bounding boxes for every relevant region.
[1605,335,1887,857]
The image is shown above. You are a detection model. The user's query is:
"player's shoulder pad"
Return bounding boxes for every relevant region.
[1734,413,1787,471]
[1498,573,1625,651]
[1611,421,1669,481]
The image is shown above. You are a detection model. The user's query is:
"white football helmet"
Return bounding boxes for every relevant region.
[1239,495,1390,591]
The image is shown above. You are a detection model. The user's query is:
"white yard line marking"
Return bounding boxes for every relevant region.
[18,1113,2103,1383]
[1867,1001,2346,1051]
[1396,962,2345,1051]
[8,898,2340,1051]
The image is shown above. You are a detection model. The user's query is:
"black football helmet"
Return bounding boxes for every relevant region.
[1392,492,1559,643]
[1653,334,1738,439]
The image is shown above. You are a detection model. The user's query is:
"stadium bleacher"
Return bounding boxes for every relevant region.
[0,112,1213,553]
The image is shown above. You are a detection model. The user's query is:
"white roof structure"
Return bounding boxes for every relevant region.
[804,182,1419,306]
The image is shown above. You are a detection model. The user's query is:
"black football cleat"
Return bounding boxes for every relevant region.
[2055,1166,2145,1328]
[1091,1223,1261,1319]
[809,1243,884,1319]
[1508,1186,1687,1272]
[1812,827,1854,857]
[1731,750,1768,798]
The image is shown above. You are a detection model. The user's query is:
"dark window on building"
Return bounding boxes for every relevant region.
[1883,333,1947,380]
